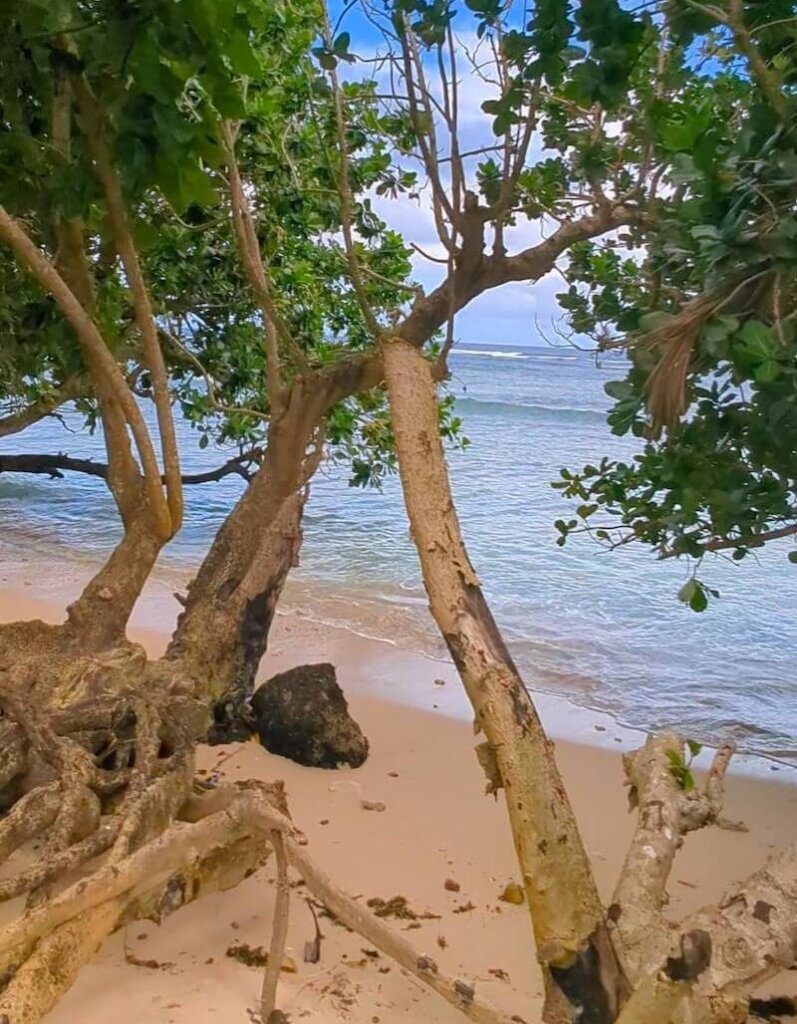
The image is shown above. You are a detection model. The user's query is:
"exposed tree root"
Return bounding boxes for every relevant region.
[0,650,519,1024]
[1,637,794,1024]
[0,778,517,1024]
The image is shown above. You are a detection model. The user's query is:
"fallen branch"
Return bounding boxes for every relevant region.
[260,830,290,1022]
[611,735,736,980]
[287,836,520,1024]
[0,781,517,1024]
[616,843,797,1024]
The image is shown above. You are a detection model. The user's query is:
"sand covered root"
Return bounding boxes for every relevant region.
[0,780,519,1024]
[0,662,519,1024]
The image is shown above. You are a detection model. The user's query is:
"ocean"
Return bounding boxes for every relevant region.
[1,342,796,761]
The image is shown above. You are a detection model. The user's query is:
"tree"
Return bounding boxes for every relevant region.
[0,0,645,1018]
[553,0,797,611]
[1,1,794,1023]
[374,2,797,1021]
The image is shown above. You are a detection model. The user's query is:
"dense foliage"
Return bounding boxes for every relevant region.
[552,0,797,606]
[0,0,428,484]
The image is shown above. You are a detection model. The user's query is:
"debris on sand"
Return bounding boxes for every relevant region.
[489,967,510,982]
[499,882,525,905]
[226,943,297,973]
[366,895,441,921]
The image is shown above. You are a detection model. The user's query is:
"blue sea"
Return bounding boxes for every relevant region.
[1,342,796,761]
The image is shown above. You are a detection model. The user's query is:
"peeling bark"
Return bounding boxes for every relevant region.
[615,844,797,1024]
[611,735,735,981]
[383,336,625,1022]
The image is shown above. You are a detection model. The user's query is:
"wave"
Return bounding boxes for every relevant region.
[455,396,607,424]
[528,354,578,362]
[452,349,530,360]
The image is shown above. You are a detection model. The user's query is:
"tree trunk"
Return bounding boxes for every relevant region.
[166,378,328,728]
[65,518,165,649]
[384,337,626,1023]
[166,490,305,736]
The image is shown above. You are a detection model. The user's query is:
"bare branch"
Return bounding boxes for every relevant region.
[321,1,383,337]
[220,122,286,413]
[610,734,737,980]
[0,451,259,485]
[616,842,797,1023]
[260,830,290,1021]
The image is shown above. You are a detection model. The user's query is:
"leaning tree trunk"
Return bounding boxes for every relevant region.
[166,378,328,733]
[384,337,626,1023]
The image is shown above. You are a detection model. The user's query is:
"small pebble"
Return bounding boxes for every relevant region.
[361,800,387,812]
[444,878,461,892]
[498,882,525,905]
[594,725,606,732]
[388,771,399,778]
[434,678,446,686]
[320,819,330,826]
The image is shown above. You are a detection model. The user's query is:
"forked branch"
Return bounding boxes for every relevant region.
[611,735,737,980]
[71,72,183,537]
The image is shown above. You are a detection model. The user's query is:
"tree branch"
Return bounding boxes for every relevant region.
[260,830,290,1021]
[220,121,286,414]
[0,452,258,485]
[662,522,797,558]
[616,842,797,1024]
[0,205,168,532]
[610,735,736,981]
[0,376,86,438]
[321,1,383,338]
[71,72,183,537]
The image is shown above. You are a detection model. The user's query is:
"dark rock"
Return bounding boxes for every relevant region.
[251,663,369,769]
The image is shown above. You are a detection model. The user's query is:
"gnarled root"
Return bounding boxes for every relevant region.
[0,780,515,1024]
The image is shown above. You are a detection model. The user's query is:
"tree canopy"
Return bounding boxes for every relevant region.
[553,0,797,608]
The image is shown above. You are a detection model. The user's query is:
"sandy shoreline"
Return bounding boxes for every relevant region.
[1,584,796,1023]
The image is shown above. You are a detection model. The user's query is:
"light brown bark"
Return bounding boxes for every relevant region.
[72,73,183,537]
[383,336,625,1022]
[610,736,735,981]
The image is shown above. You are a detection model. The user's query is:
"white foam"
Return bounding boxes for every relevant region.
[453,349,529,360]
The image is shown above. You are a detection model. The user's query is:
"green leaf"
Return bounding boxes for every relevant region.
[226,30,262,77]
[604,380,635,400]
[686,739,702,758]
[638,311,674,332]
[333,31,351,55]
[689,586,708,613]
[678,579,697,605]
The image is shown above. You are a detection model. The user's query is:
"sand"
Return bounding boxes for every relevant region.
[1,585,795,1024]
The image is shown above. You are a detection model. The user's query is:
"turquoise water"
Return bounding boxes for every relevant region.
[1,344,796,759]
